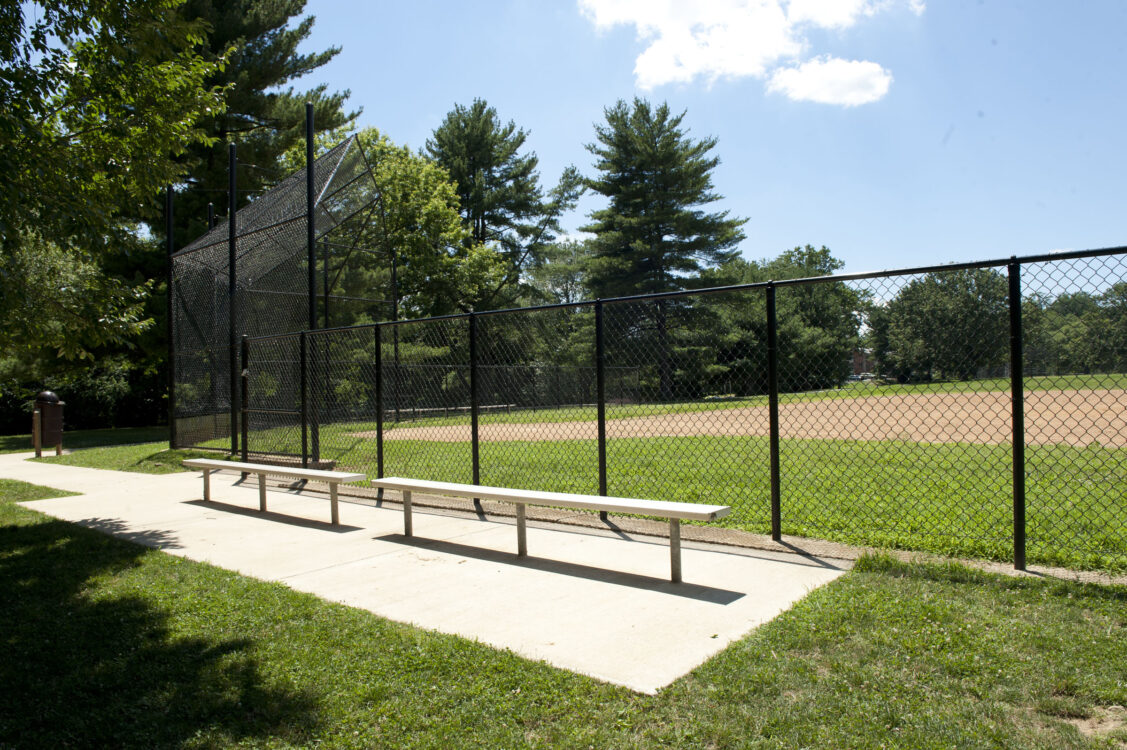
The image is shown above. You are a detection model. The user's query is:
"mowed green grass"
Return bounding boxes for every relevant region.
[32,372,1127,570]
[2,481,1125,748]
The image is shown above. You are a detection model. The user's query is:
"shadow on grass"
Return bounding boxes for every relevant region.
[0,516,321,747]
[0,426,169,454]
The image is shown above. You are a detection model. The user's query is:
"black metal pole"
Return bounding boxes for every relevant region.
[207,202,215,230]
[228,142,239,456]
[241,336,249,465]
[767,283,782,541]
[596,300,608,520]
[323,238,330,328]
[165,185,178,449]
[310,334,320,463]
[306,102,316,331]
[391,251,400,423]
[375,325,384,480]
[1008,259,1026,570]
[300,331,309,468]
[469,313,482,511]
[305,103,320,465]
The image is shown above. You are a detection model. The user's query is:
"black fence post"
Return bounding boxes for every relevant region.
[228,142,239,456]
[300,331,309,468]
[165,185,177,449]
[596,300,608,521]
[469,313,482,512]
[375,324,384,480]
[306,102,316,332]
[310,334,321,463]
[1008,259,1027,570]
[767,283,782,542]
[241,336,249,465]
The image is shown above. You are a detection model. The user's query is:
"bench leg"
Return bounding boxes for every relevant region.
[670,519,682,583]
[403,490,412,536]
[330,483,339,525]
[258,473,267,512]
[516,503,527,557]
[202,469,211,501]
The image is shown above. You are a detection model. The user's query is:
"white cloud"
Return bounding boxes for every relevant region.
[578,0,920,105]
[767,56,893,106]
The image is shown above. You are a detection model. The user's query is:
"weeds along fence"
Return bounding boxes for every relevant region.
[237,247,1127,571]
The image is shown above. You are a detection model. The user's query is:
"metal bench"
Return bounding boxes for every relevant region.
[370,477,730,582]
[183,458,365,525]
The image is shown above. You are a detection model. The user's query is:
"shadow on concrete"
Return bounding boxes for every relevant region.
[184,499,363,533]
[77,517,182,550]
[374,533,746,604]
[770,540,847,570]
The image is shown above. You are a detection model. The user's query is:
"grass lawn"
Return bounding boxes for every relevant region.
[0,425,170,454]
[35,424,1125,570]
[1,480,1125,748]
[34,443,225,474]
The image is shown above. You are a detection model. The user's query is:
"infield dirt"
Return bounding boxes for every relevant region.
[358,389,1127,448]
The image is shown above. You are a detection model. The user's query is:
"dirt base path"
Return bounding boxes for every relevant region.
[356,389,1127,448]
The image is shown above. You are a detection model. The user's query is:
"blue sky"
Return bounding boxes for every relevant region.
[297,0,1126,273]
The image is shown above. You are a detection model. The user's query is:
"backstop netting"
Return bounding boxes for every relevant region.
[170,135,391,448]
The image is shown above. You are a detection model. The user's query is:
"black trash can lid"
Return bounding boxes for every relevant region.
[35,391,61,404]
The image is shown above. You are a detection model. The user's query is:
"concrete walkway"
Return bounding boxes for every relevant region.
[3,452,848,693]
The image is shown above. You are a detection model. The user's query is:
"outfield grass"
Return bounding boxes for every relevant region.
[41,428,1126,570]
[2,482,1124,748]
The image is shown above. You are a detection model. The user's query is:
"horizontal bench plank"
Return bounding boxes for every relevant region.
[371,477,730,522]
[183,458,364,483]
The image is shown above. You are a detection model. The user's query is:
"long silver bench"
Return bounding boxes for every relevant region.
[183,458,365,525]
[370,477,731,582]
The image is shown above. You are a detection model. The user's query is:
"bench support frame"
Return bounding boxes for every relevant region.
[392,487,691,582]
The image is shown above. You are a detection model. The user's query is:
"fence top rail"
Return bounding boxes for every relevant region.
[245,243,1127,345]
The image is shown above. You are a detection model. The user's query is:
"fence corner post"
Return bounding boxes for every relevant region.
[241,336,249,465]
[766,282,782,542]
[300,331,309,469]
[596,299,608,521]
[165,184,177,449]
[469,312,482,512]
[1008,258,1027,571]
[375,325,384,481]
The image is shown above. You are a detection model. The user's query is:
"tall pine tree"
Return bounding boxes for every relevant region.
[582,98,746,399]
[171,0,355,245]
[426,99,581,309]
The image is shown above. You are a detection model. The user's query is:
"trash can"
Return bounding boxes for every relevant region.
[33,390,64,457]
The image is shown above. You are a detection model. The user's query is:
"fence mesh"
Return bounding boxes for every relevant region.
[1021,253,1127,566]
[171,135,387,450]
[235,248,1127,571]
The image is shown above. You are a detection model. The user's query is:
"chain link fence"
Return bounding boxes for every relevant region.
[235,247,1126,571]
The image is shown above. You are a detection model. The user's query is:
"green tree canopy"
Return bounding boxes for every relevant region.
[283,127,506,323]
[170,0,355,247]
[426,98,581,309]
[874,268,1009,381]
[0,0,226,362]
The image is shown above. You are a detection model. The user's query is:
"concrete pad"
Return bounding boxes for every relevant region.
[7,454,848,693]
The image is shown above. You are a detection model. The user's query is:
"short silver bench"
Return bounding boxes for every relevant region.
[370,477,730,582]
[183,458,365,525]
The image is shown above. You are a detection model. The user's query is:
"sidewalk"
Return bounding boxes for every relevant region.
[4,452,847,693]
